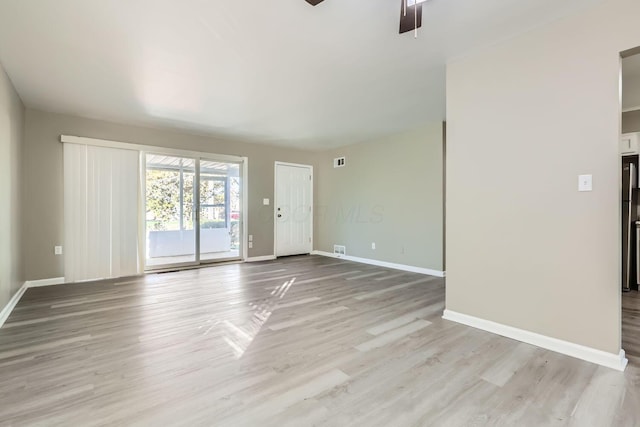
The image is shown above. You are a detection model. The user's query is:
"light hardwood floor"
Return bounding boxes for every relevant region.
[1,255,639,426]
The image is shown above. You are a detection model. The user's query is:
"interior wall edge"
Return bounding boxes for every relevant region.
[0,59,26,314]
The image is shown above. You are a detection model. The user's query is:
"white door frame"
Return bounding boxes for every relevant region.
[274,161,314,257]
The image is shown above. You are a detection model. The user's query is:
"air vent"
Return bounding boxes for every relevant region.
[333,157,346,168]
[333,245,346,256]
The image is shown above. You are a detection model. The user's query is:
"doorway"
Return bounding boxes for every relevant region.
[144,154,243,269]
[621,48,640,364]
[274,162,313,257]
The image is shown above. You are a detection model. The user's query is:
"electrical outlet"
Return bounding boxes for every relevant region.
[54,246,63,255]
[249,241,253,249]
[371,242,376,250]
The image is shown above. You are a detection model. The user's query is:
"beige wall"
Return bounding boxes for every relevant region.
[316,123,444,272]
[22,109,318,280]
[622,110,640,133]
[446,0,640,354]
[0,62,24,310]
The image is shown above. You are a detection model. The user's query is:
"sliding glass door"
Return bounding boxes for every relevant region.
[144,154,242,269]
[199,160,241,261]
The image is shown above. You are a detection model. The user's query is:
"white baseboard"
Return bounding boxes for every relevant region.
[0,282,29,328]
[0,277,66,328]
[442,309,628,372]
[245,255,277,263]
[25,277,65,287]
[311,250,445,278]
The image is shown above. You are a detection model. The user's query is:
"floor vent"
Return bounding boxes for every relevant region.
[334,245,346,256]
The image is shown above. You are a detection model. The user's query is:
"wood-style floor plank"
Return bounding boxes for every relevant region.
[623,290,640,365]
[0,255,638,426]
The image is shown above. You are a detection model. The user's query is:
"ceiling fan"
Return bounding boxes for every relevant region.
[304,0,429,37]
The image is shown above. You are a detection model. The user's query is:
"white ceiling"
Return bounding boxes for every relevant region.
[0,0,603,150]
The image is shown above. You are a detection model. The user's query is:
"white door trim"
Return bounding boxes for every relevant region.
[274,161,314,257]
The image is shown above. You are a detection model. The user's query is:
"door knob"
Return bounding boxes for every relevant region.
[277,214,282,218]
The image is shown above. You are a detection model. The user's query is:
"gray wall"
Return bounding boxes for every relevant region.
[316,123,444,272]
[22,109,318,280]
[0,62,24,310]
[622,110,640,133]
[446,0,640,354]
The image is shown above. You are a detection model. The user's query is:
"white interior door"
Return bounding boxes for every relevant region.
[275,163,313,257]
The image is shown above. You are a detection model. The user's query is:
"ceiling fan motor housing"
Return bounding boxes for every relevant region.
[305,0,324,5]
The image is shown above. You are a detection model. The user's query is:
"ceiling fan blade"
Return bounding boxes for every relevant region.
[305,0,324,5]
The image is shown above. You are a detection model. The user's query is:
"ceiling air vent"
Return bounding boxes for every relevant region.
[333,157,346,168]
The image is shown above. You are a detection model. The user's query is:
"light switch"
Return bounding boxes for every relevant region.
[54,246,63,255]
[578,174,593,192]
[263,198,270,205]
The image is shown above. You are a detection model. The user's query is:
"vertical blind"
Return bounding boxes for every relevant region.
[63,143,141,282]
